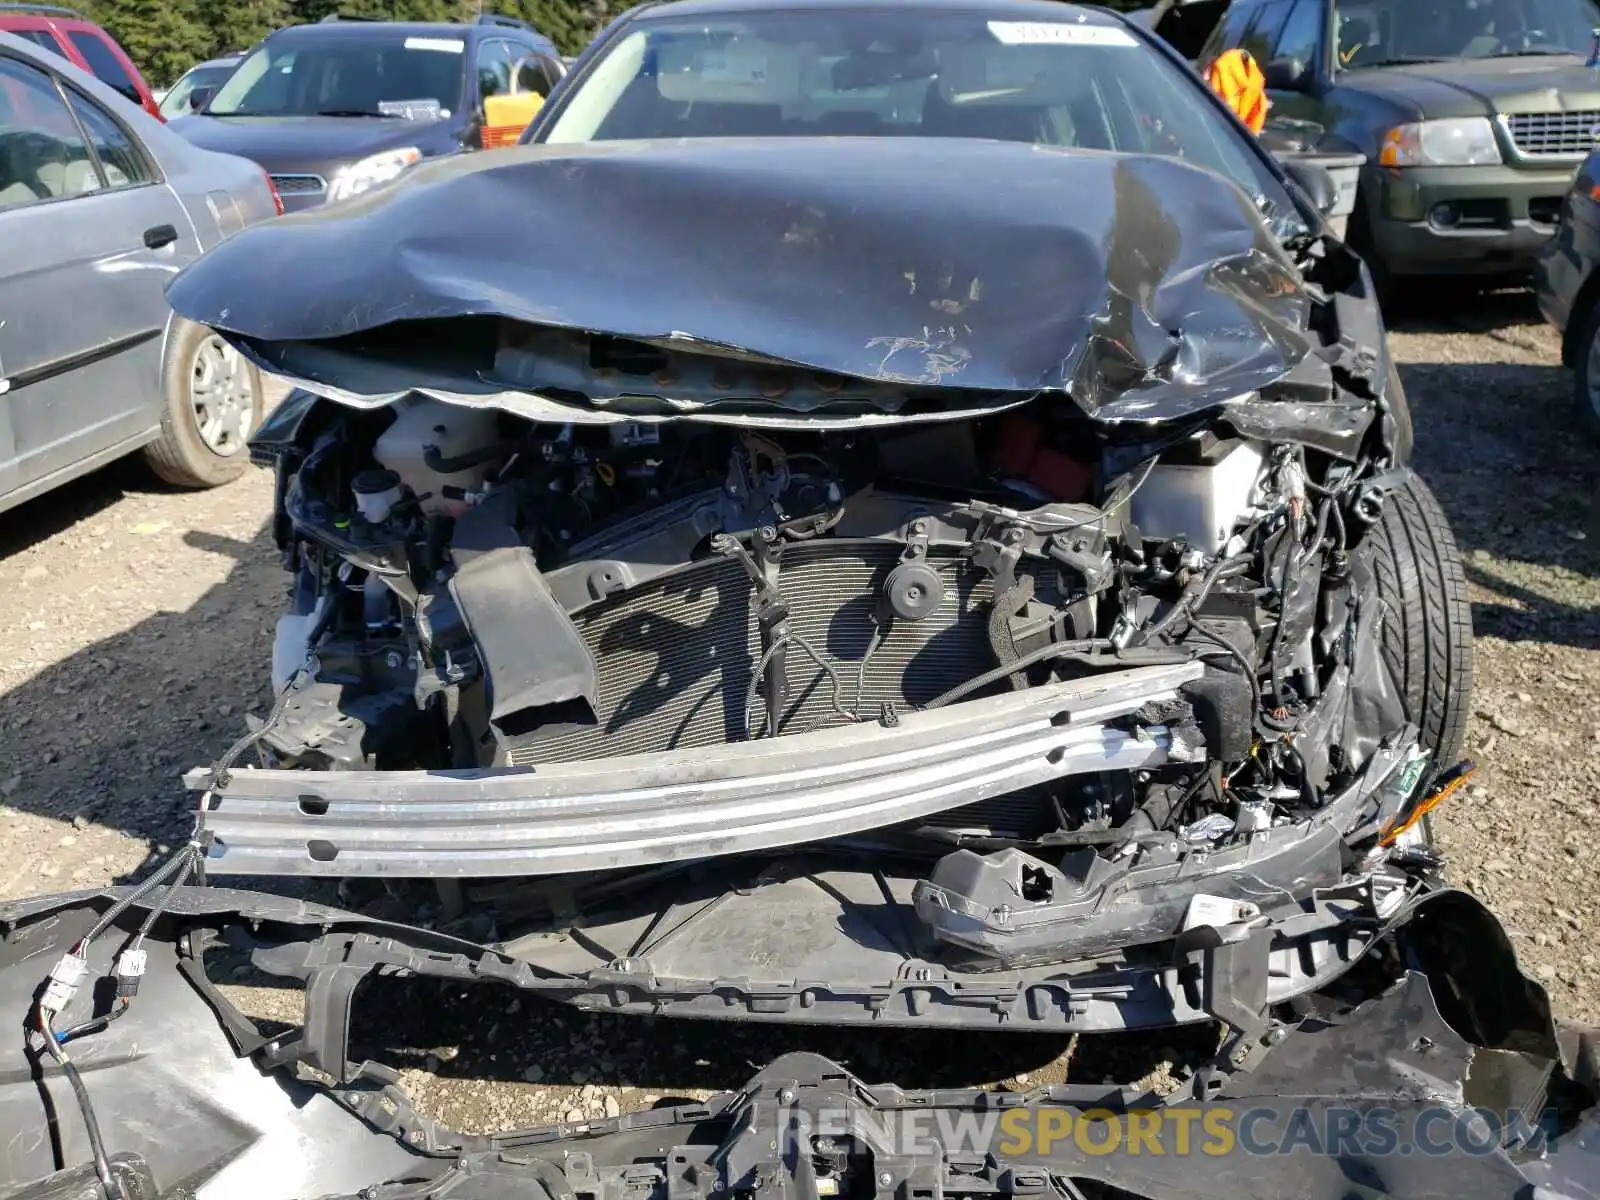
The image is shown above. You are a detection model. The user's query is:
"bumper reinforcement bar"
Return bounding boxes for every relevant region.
[185,661,1203,878]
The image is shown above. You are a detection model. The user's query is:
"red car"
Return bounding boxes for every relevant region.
[0,2,162,119]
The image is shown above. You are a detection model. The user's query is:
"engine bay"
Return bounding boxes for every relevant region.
[242,375,1433,890]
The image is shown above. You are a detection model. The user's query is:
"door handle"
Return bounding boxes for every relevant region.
[143,224,178,249]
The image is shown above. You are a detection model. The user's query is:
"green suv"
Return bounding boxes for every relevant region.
[1189,0,1600,294]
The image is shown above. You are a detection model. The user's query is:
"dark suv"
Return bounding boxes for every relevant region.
[168,14,564,212]
[0,2,162,119]
[1186,0,1600,294]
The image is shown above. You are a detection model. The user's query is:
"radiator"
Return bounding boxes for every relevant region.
[504,540,1045,765]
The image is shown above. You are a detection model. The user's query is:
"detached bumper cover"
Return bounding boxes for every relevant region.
[2,886,1597,1200]
[186,662,1203,878]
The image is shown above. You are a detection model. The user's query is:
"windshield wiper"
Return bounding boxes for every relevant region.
[313,108,401,118]
[1356,55,1451,66]
[1492,48,1581,56]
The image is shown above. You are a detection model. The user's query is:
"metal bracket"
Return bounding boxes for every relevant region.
[293,935,377,1082]
[715,530,791,734]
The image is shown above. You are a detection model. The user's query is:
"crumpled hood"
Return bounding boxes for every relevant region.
[166,136,1324,426]
[1343,54,1600,118]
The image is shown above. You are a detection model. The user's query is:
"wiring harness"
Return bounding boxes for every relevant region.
[23,662,303,1199]
[30,841,202,1199]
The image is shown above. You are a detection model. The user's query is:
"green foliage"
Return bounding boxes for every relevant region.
[85,0,1144,82]
[100,0,642,87]
[81,0,210,88]
[502,0,636,54]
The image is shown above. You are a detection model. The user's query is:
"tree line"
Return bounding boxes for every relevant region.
[76,0,638,88]
[83,0,1144,99]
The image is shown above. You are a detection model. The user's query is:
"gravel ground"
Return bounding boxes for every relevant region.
[1,289,1597,1132]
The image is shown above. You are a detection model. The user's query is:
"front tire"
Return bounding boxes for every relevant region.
[143,317,263,488]
[1370,472,1474,775]
[1569,295,1600,444]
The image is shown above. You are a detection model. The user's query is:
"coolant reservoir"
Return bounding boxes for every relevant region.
[372,396,502,517]
[1129,441,1265,555]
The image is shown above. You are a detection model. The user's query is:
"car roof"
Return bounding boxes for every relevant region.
[0,26,70,61]
[0,29,177,137]
[266,19,556,47]
[0,10,102,33]
[626,0,1127,21]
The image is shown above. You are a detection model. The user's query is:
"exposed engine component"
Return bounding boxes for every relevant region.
[224,370,1454,966]
[373,395,501,517]
[884,558,943,621]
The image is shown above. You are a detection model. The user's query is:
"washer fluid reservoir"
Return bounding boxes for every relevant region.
[372,396,502,517]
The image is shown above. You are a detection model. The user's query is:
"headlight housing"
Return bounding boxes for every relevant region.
[326,148,423,203]
[1378,118,1502,167]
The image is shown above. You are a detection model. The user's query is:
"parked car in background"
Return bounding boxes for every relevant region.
[0,2,162,119]
[157,51,243,120]
[167,14,566,212]
[1176,0,1600,301]
[1534,149,1600,440]
[0,31,281,515]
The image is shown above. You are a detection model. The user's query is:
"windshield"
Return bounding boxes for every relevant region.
[205,33,465,118]
[1335,0,1600,64]
[538,9,1292,217]
[159,62,235,119]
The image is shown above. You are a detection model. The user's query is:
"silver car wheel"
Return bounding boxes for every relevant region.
[190,335,254,457]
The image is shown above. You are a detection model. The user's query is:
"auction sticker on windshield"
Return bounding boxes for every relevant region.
[404,36,464,53]
[987,21,1138,46]
[699,50,770,84]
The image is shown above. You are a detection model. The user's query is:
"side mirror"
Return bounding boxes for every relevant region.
[1262,56,1310,91]
[188,85,216,112]
[1281,158,1339,215]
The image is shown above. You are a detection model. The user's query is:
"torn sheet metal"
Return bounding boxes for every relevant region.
[165,137,1332,429]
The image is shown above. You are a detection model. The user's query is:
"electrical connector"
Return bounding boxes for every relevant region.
[39,952,88,1017]
[114,948,148,1000]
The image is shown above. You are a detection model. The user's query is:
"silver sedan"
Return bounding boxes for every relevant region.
[0,31,280,514]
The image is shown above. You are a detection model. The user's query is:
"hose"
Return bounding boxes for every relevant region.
[421,442,509,473]
[1143,554,1252,642]
[1267,510,1303,706]
[922,639,1108,710]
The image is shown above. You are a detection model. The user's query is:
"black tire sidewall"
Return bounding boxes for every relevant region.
[1572,299,1600,444]
[1369,471,1474,780]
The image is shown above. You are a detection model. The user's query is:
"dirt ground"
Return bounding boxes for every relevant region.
[1,289,1597,1131]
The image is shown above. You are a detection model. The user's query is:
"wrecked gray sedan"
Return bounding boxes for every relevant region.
[13,3,1599,1199]
[151,0,1477,1035]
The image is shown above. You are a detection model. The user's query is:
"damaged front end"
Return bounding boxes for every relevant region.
[2,885,1597,1200]
[159,137,1465,1031]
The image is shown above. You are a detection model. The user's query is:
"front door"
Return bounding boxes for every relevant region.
[0,51,192,501]
[1263,0,1337,133]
